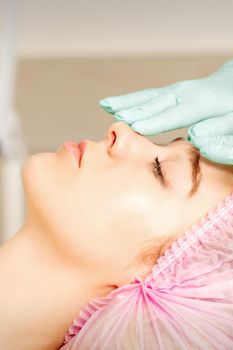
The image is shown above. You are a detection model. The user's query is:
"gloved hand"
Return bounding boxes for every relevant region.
[99,59,233,165]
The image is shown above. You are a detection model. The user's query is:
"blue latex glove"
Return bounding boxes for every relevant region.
[99,59,233,165]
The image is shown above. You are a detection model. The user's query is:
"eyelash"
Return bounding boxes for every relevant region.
[152,156,163,178]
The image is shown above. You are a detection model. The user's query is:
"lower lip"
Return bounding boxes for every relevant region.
[64,141,81,167]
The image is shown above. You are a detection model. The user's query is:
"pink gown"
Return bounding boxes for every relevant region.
[59,192,233,350]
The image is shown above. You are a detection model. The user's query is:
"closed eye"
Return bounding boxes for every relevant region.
[152,156,168,187]
[152,156,163,178]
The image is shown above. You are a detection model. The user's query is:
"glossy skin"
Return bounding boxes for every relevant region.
[22,121,233,283]
[0,121,232,350]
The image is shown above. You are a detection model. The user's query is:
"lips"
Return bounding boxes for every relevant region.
[78,140,87,163]
[64,140,87,167]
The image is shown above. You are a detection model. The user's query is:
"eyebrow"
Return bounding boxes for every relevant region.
[169,137,202,197]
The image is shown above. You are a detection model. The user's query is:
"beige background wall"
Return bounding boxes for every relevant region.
[16,55,231,153]
[0,0,232,56]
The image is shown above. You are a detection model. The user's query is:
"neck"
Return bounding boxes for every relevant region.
[0,221,112,350]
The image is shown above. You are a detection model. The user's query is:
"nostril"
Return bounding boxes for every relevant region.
[110,131,117,147]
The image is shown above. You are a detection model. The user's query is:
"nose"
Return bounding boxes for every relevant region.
[106,121,142,157]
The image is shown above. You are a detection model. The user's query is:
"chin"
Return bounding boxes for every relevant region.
[21,152,58,210]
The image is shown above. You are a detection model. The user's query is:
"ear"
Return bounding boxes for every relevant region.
[115,251,159,286]
[132,234,178,281]
[110,235,177,288]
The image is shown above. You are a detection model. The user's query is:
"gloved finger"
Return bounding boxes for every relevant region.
[199,140,233,165]
[114,93,178,123]
[130,104,196,135]
[188,112,233,139]
[191,135,233,164]
[191,135,233,149]
[99,88,163,114]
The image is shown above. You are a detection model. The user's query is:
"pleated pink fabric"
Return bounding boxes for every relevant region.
[59,192,233,350]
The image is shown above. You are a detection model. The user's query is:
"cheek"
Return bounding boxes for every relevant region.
[65,174,160,270]
[76,179,159,265]
[21,155,186,273]
[21,155,160,272]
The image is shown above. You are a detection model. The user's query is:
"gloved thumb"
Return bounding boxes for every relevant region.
[191,135,233,165]
[188,113,233,139]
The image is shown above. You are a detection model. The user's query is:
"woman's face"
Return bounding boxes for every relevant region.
[22,122,233,285]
